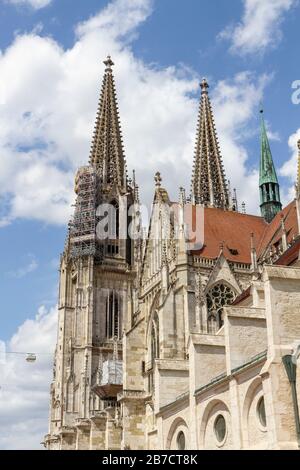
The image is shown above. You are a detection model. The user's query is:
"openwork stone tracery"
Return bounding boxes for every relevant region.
[206,283,236,332]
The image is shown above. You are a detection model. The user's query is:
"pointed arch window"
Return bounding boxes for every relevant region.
[111,200,120,239]
[106,291,121,339]
[206,283,236,332]
[106,200,119,256]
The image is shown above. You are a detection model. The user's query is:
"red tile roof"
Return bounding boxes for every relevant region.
[274,237,300,266]
[257,200,298,259]
[190,202,299,264]
[192,207,267,263]
[232,235,300,307]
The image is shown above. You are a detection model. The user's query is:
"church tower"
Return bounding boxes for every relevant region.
[45,57,137,450]
[259,108,282,223]
[191,79,229,209]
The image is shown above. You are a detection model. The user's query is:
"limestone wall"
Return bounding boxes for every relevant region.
[224,307,267,372]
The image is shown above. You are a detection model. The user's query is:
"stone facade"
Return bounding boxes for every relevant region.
[44,58,300,450]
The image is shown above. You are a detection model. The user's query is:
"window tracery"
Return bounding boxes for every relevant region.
[206,283,236,331]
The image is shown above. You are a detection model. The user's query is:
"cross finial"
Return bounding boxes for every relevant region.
[260,101,264,114]
[200,77,209,93]
[155,171,162,188]
[104,55,114,72]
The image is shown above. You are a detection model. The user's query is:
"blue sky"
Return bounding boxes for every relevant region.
[0,0,299,449]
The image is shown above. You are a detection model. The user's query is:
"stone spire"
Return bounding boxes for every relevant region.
[191,78,229,209]
[259,108,282,223]
[89,56,127,191]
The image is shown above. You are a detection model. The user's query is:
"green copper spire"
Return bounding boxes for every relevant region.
[259,108,282,223]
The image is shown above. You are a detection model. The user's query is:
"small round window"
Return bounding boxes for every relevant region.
[214,414,226,443]
[257,397,266,428]
[177,431,185,450]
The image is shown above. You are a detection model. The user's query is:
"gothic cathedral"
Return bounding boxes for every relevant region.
[44,58,300,450]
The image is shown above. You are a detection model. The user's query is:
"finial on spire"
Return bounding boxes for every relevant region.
[259,102,264,114]
[200,78,209,93]
[251,232,255,250]
[104,55,114,72]
[179,187,186,205]
[155,171,162,188]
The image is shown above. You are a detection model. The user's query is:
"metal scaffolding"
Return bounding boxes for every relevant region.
[69,166,97,259]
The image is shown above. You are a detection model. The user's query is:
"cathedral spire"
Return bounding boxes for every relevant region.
[90,56,127,191]
[259,108,282,223]
[191,78,229,209]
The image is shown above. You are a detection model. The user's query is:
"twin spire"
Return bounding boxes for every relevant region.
[90,58,284,223]
[191,78,229,209]
[90,60,230,208]
[90,56,127,191]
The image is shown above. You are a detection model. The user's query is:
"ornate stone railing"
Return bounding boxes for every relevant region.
[117,390,145,401]
[193,256,252,271]
[102,400,120,409]
[193,257,216,267]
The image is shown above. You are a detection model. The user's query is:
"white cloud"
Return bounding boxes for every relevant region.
[8,253,38,278]
[0,0,296,450]
[212,72,271,213]
[279,128,300,204]
[6,0,52,10]
[220,0,297,56]
[0,0,275,228]
[0,305,57,450]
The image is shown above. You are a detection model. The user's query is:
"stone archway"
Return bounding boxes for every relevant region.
[166,417,189,450]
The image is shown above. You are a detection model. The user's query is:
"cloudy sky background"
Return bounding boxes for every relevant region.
[0,0,299,449]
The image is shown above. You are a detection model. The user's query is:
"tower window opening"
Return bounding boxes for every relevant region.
[106,291,120,339]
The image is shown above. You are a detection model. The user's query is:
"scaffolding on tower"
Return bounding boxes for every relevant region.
[92,337,123,399]
[69,166,100,259]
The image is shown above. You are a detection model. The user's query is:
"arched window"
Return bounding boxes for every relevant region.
[206,283,236,331]
[106,291,120,339]
[177,431,186,450]
[111,200,119,239]
[106,200,119,256]
[214,414,227,443]
[257,396,267,428]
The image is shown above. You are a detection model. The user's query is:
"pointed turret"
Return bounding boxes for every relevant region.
[259,109,282,223]
[191,78,229,209]
[90,56,127,192]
